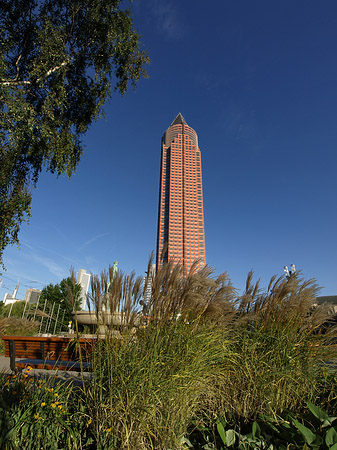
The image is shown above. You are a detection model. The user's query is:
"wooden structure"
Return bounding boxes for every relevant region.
[2,335,96,372]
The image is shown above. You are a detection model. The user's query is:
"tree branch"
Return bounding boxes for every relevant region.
[36,59,70,84]
[1,59,70,87]
[1,80,31,86]
[15,54,22,81]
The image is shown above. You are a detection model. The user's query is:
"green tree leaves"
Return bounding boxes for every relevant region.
[0,0,149,265]
[39,276,82,325]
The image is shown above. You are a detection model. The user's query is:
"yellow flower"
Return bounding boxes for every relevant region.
[86,418,92,428]
[54,392,59,397]
[51,403,56,408]
[55,401,59,405]
[34,413,41,420]
[58,404,63,410]
[47,388,54,392]
[41,402,46,407]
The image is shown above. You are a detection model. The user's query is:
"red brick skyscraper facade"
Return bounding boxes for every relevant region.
[156,113,206,273]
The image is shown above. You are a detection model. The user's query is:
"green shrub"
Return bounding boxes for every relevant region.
[0,317,39,354]
[0,372,93,450]
[1,301,26,319]
[211,399,337,449]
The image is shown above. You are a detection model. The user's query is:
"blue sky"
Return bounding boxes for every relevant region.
[1,0,337,301]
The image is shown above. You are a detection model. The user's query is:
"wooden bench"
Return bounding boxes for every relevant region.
[2,335,97,372]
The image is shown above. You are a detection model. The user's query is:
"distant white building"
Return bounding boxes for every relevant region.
[24,288,41,304]
[3,283,41,307]
[77,269,91,310]
[3,280,22,306]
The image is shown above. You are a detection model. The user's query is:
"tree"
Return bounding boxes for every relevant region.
[0,0,149,265]
[37,276,82,326]
[1,300,25,318]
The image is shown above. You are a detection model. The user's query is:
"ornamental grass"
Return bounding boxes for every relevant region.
[0,257,336,449]
[83,258,337,449]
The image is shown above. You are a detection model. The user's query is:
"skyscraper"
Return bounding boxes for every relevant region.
[156,113,206,273]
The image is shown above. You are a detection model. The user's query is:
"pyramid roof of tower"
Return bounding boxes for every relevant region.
[171,113,187,126]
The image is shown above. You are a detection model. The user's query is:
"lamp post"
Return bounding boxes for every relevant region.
[284,264,296,280]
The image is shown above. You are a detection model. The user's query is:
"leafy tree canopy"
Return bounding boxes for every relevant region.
[0,0,149,265]
[38,276,82,325]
